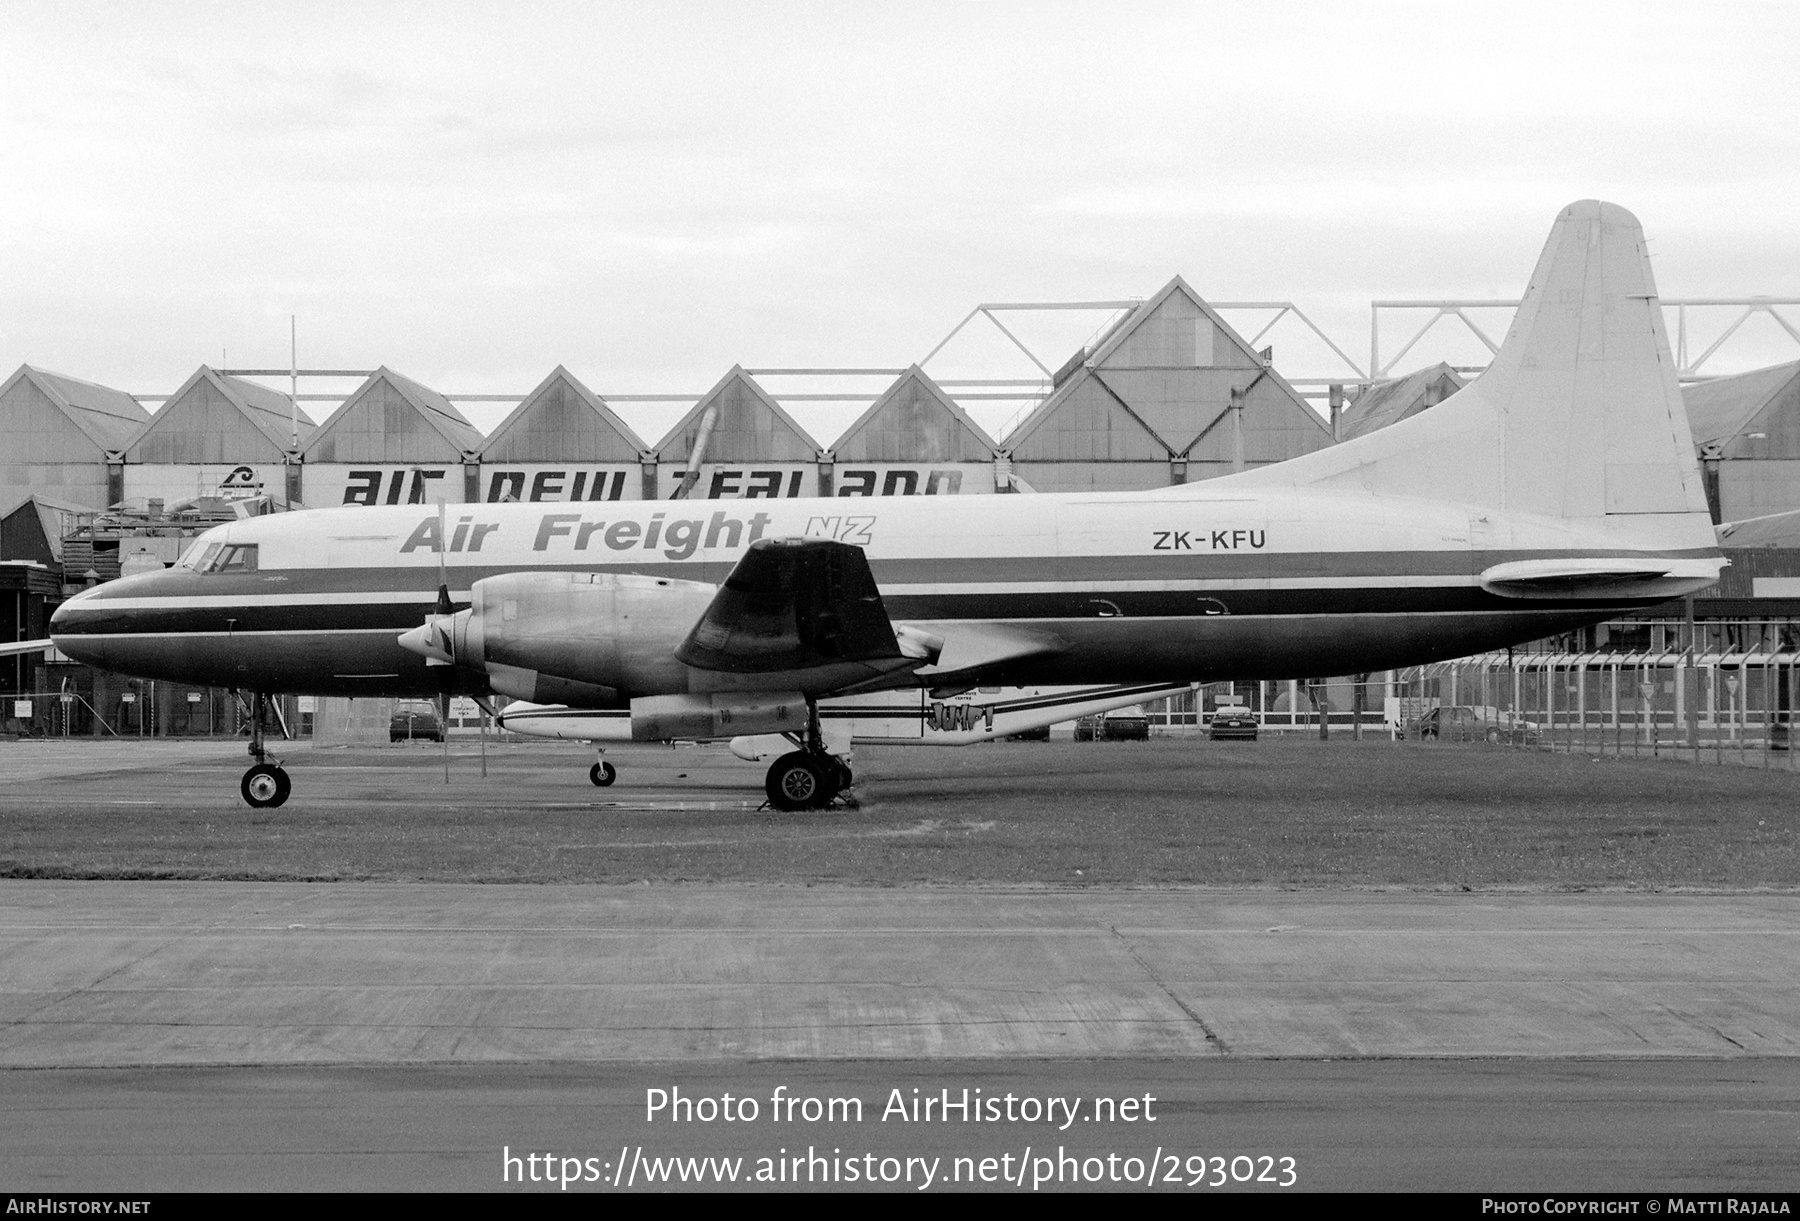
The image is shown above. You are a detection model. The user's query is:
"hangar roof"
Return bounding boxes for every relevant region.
[1006,277,1332,465]
[1338,363,1466,441]
[0,491,91,565]
[1717,507,1800,548]
[480,366,647,462]
[651,366,821,463]
[127,367,315,464]
[832,366,997,462]
[1684,360,1800,459]
[303,367,485,464]
[0,365,150,460]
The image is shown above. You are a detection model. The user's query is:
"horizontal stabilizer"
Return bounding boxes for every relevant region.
[1478,557,1721,600]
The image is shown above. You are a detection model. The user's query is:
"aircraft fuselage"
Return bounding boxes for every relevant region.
[50,484,1717,697]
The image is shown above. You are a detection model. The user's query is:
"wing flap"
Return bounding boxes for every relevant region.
[676,537,905,674]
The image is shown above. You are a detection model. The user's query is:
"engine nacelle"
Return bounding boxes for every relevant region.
[630,692,809,741]
[451,570,718,705]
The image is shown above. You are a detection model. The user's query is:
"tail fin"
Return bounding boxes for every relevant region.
[1227,201,1714,543]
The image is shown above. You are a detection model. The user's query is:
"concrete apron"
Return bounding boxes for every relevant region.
[1,882,1796,1066]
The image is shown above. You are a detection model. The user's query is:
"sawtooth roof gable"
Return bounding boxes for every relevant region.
[1002,365,1174,462]
[1338,363,1466,441]
[303,366,485,464]
[1,365,150,458]
[1010,277,1331,461]
[480,366,647,462]
[1717,507,1800,548]
[1684,361,1800,459]
[651,366,821,463]
[831,366,997,462]
[0,491,90,565]
[128,367,314,463]
[1091,276,1259,372]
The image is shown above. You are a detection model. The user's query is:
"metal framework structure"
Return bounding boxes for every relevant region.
[1370,297,1800,383]
[121,296,1800,426]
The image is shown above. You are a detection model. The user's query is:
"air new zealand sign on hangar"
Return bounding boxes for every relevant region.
[305,462,1001,504]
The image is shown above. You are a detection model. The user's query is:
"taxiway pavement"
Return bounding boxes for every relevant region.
[3,882,1796,1065]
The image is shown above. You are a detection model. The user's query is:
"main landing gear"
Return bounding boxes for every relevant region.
[240,692,291,809]
[763,701,853,812]
[589,749,616,787]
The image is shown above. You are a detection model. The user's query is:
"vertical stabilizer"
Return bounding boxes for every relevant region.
[1224,202,1713,538]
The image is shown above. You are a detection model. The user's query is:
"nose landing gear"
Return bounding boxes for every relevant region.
[240,691,291,809]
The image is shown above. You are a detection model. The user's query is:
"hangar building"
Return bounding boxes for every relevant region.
[1005,278,1333,491]
[1335,363,1465,442]
[0,366,150,509]
[1684,360,1800,524]
[650,367,823,500]
[126,366,316,510]
[477,366,648,504]
[829,366,1007,495]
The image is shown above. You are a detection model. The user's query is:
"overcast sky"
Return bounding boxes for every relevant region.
[5,0,1797,443]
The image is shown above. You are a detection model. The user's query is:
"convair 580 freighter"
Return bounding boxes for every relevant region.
[51,202,1724,808]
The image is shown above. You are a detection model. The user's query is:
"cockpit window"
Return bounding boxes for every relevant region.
[205,544,259,574]
[177,537,221,569]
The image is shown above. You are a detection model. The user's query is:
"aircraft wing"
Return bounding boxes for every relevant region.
[0,639,53,659]
[675,537,908,675]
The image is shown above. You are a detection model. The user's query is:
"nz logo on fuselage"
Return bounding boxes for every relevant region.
[804,516,876,546]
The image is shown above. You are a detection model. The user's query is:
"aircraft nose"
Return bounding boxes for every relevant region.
[49,600,105,668]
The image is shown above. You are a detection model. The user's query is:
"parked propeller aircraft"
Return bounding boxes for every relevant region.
[50,201,1724,809]
[494,681,1197,786]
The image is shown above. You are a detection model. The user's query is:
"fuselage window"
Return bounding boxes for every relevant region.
[208,544,259,574]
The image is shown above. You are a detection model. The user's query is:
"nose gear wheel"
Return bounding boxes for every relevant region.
[241,762,291,808]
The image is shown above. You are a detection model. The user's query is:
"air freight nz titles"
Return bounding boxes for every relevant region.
[394,509,1267,560]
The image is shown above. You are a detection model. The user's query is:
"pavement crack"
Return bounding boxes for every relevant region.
[1109,924,1230,1055]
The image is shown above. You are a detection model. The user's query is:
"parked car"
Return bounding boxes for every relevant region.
[1099,705,1150,740]
[1404,705,1486,742]
[1208,707,1259,741]
[390,700,444,742]
[1075,707,1151,741]
[1401,705,1538,745]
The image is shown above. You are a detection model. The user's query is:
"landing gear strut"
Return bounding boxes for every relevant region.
[589,749,616,787]
[240,691,291,809]
[763,699,851,811]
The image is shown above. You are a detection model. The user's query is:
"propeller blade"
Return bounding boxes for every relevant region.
[435,501,451,616]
